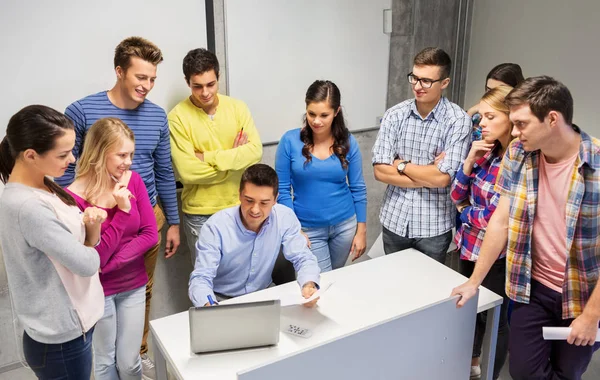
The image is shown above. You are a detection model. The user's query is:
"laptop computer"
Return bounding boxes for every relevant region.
[189,299,281,353]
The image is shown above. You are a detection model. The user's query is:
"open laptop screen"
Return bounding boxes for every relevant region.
[189,299,281,353]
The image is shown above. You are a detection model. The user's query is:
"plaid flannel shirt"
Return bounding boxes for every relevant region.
[372,97,471,238]
[495,131,600,318]
[451,144,504,262]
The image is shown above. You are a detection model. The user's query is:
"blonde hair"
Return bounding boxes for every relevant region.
[75,118,135,204]
[481,85,513,115]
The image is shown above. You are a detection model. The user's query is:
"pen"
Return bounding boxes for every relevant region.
[236,127,244,145]
[110,174,136,199]
[207,295,217,306]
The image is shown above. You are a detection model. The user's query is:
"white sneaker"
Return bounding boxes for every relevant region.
[141,353,156,380]
[470,365,481,379]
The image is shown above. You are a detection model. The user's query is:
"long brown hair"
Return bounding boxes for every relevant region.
[300,80,350,169]
[0,105,76,206]
[75,118,135,204]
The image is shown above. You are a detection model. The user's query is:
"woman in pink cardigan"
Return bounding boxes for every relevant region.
[66,118,158,380]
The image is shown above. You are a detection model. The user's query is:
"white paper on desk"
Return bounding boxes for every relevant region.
[279,282,334,307]
[543,327,600,341]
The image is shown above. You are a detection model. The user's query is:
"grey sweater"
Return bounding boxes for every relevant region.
[0,183,103,344]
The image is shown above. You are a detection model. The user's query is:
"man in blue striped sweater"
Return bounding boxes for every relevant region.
[55,36,179,380]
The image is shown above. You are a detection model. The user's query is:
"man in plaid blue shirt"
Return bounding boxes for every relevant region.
[372,47,471,263]
[453,77,600,379]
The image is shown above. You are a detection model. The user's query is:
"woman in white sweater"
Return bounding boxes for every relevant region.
[0,105,106,379]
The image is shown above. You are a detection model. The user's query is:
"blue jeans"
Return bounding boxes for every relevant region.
[94,286,146,380]
[382,227,452,263]
[302,216,357,272]
[23,326,94,379]
[182,213,212,266]
[459,258,510,379]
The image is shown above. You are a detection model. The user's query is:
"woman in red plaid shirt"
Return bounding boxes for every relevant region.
[450,85,513,379]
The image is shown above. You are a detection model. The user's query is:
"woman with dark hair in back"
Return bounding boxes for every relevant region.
[275,80,367,272]
[0,105,106,379]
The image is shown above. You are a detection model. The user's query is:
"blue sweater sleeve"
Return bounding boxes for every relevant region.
[275,133,294,210]
[153,116,180,225]
[347,135,367,223]
[55,102,86,187]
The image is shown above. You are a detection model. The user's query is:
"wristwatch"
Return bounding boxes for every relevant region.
[397,160,410,174]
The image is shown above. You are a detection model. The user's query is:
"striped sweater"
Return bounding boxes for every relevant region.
[55,91,179,225]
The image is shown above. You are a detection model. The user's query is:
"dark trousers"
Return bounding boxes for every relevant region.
[382,227,452,264]
[509,280,600,380]
[23,327,94,380]
[459,258,510,379]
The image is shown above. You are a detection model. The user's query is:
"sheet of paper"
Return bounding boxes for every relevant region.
[279,282,334,307]
[543,327,600,341]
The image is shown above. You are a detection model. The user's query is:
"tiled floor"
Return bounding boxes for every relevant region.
[0,366,32,380]
[2,353,599,379]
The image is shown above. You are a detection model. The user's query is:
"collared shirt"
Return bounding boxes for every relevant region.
[188,204,320,306]
[495,130,600,318]
[372,97,471,238]
[451,145,504,262]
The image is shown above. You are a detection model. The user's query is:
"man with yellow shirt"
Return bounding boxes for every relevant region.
[168,48,262,263]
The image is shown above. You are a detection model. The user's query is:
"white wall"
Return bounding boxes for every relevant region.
[0,0,206,369]
[465,0,600,135]
[0,0,208,140]
[225,0,391,143]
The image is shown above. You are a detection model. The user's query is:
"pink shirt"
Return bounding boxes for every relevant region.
[67,172,158,296]
[35,190,104,332]
[531,152,578,292]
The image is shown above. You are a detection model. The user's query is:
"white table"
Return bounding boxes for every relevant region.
[150,247,502,380]
[367,233,502,379]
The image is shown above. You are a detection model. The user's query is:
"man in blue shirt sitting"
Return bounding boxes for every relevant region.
[189,164,320,307]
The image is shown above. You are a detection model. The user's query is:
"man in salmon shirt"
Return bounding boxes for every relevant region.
[452,76,600,380]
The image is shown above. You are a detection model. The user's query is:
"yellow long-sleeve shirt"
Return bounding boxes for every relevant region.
[168,95,263,215]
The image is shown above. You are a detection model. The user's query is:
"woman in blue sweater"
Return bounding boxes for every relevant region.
[276,80,367,272]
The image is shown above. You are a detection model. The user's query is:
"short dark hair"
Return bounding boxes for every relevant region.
[413,47,452,79]
[239,164,279,197]
[505,76,574,125]
[183,48,220,84]
[114,37,163,71]
[486,63,524,88]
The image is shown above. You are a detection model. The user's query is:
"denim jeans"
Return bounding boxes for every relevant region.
[382,227,452,264]
[23,326,94,380]
[302,215,357,272]
[182,213,212,266]
[94,286,146,380]
[459,258,510,379]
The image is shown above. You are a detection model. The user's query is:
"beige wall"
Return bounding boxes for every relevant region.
[465,0,600,135]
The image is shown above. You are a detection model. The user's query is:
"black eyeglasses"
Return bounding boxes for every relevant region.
[407,73,444,89]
